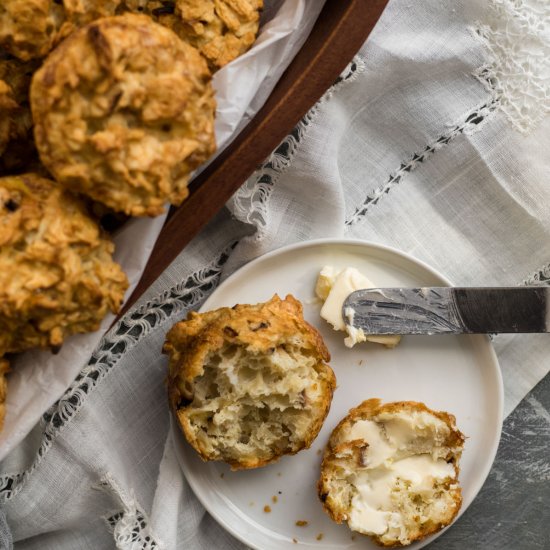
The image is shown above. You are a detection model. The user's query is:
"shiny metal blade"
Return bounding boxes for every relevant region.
[342,287,549,335]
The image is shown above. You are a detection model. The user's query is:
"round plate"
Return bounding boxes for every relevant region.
[172,239,503,549]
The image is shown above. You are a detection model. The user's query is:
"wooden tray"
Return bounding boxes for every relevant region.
[118,0,389,317]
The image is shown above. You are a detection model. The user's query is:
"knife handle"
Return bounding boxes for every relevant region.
[454,287,547,333]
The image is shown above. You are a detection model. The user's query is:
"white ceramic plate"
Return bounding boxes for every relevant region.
[172,239,503,549]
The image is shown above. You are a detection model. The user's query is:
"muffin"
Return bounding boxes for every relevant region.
[0,173,128,356]
[123,0,263,71]
[318,399,464,547]
[0,0,122,61]
[31,14,216,216]
[164,294,336,469]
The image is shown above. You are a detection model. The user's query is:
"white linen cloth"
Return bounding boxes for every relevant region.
[2,0,550,548]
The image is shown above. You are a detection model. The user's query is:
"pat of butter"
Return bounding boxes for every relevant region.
[316,266,401,348]
[320,267,371,331]
[315,265,340,300]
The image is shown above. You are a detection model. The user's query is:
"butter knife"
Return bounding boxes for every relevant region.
[342,287,548,334]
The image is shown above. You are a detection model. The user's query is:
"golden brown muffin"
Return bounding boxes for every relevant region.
[0,358,9,431]
[164,294,336,470]
[122,0,263,71]
[0,173,129,356]
[318,399,465,547]
[31,14,216,216]
[177,0,263,70]
[0,0,122,61]
[0,55,40,175]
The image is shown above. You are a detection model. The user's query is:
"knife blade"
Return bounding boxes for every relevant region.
[342,287,549,334]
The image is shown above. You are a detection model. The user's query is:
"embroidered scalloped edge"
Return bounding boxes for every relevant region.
[345,98,500,227]
[0,242,238,503]
[229,55,366,242]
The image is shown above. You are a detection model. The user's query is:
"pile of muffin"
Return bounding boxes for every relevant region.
[0,0,263,430]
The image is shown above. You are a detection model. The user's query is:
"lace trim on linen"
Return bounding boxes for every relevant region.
[99,474,163,550]
[345,100,500,226]
[472,0,550,134]
[229,56,366,241]
[106,511,160,550]
[0,242,237,502]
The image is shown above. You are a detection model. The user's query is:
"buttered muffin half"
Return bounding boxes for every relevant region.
[164,294,336,470]
[318,399,465,547]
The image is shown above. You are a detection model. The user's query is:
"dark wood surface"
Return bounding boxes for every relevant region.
[118,0,389,318]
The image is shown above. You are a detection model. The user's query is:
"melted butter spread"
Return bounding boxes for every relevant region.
[342,414,456,536]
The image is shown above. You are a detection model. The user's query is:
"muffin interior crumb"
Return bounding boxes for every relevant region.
[185,341,325,463]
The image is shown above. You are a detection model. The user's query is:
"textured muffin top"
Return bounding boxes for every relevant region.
[0,173,128,355]
[31,14,216,216]
[123,0,263,71]
[0,0,123,61]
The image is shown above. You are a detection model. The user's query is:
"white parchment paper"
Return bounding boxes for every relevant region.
[0,0,326,460]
